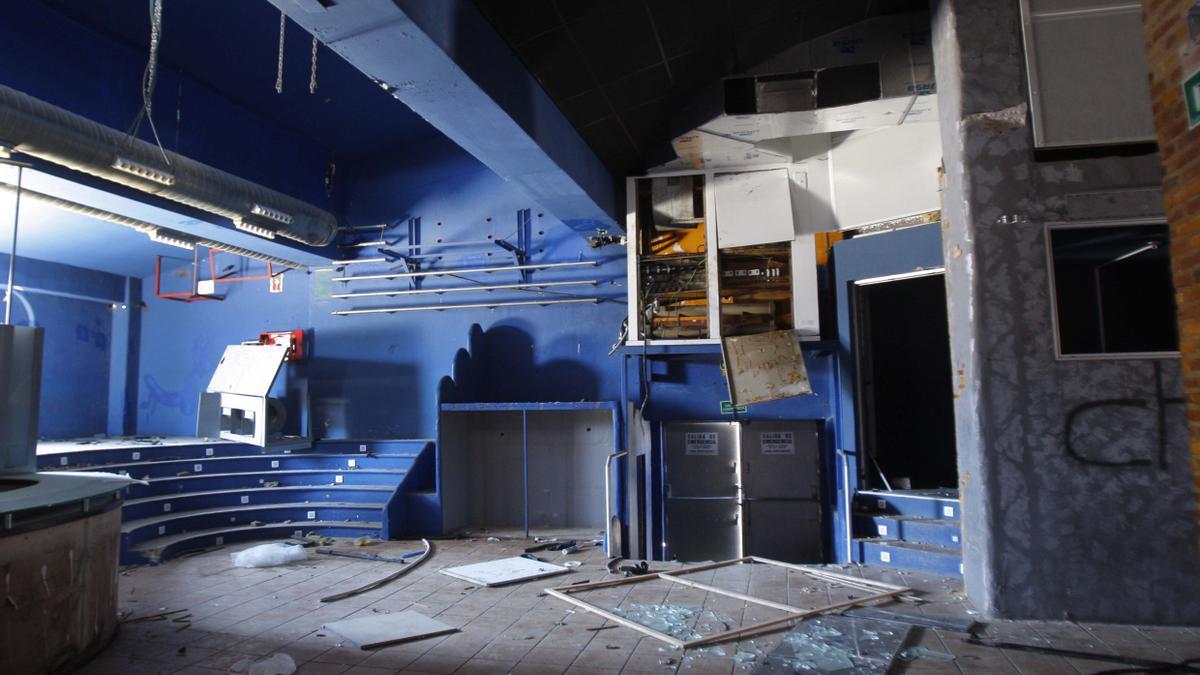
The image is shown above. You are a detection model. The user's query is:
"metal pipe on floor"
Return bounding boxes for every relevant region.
[605,451,628,556]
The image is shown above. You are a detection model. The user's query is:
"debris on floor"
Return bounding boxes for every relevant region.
[322,610,459,650]
[229,542,308,568]
[228,652,296,674]
[897,644,957,662]
[440,555,570,587]
[752,615,910,674]
[609,603,719,642]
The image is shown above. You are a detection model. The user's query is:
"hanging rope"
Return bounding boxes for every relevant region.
[125,0,171,167]
[309,36,319,94]
[275,11,286,94]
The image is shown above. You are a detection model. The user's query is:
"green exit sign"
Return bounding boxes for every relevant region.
[720,400,748,415]
[1186,67,1200,131]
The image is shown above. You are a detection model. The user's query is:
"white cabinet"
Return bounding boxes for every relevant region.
[713,169,795,249]
[625,168,821,345]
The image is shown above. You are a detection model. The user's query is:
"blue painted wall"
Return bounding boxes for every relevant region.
[0,252,128,439]
[0,1,341,250]
[136,136,628,439]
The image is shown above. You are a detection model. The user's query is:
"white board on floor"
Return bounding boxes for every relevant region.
[439,556,570,587]
[323,610,458,650]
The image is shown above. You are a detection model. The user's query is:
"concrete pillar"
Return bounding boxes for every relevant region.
[931,0,1200,622]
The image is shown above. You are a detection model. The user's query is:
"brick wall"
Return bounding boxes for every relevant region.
[1142,0,1200,540]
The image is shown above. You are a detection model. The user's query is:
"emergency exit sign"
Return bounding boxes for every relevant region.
[1186,67,1200,130]
[720,400,748,415]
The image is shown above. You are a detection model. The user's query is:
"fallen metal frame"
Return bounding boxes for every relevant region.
[543,556,911,649]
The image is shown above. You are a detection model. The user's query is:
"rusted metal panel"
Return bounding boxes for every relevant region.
[722,329,812,406]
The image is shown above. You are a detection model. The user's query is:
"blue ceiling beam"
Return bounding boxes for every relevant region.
[268,0,619,236]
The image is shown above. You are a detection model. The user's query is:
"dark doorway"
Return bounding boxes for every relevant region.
[854,272,957,490]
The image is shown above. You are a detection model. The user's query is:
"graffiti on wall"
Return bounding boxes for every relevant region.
[1064,362,1184,468]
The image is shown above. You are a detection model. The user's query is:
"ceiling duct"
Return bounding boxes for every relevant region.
[663,13,938,171]
[0,84,337,247]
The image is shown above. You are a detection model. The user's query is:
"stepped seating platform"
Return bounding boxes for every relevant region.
[852,488,963,577]
[34,436,436,564]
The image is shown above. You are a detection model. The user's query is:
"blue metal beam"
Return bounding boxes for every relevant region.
[269,0,619,236]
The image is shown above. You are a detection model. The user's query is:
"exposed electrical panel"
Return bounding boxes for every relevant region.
[719,244,793,336]
[635,176,710,340]
[627,170,821,344]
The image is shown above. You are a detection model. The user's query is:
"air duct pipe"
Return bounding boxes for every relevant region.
[0,84,337,247]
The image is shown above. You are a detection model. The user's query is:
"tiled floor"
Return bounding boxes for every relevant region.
[78,537,1199,674]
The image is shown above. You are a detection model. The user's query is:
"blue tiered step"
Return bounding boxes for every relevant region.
[36,437,435,564]
[852,488,963,577]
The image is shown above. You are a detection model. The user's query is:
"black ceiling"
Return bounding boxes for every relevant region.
[474,0,929,177]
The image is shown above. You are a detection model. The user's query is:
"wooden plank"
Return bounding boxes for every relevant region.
[321,539,431,603]
[658,574,805,614]
[544,588,686,649]
[551,557,751,594]
[659,557,753,577]
[682,588,907,648]
[746,556,908,591]
[551,574,658,593]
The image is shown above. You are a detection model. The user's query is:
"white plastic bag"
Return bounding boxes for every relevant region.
[228,652,296,674]
[229,543,308,568]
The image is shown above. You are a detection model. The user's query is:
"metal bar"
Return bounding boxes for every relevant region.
[4,165,22,324]
[1,283,121,306]
[333,260,597,283]
[331,297,598,316]
[523,410,530,540]
[839,449,853,564]
[605,451,628,555]
[1030,3,1139,20]
[332,257,388,265]
[315,548,416,563]
[320,538,432,603]
[332,280,597,299]
[337,223,391,233]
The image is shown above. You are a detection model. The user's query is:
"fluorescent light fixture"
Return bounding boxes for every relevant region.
[112,156,176,186]
[0,144,10,159]
[235,219,277,239]
[149,229,196,250]
[250,203,293,225]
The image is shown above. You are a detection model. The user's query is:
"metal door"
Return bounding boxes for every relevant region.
[743,500,822,562]
[663,422,741,561]
[665,498,741,561]
[663,422,739,498]
[739,420,820,499]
